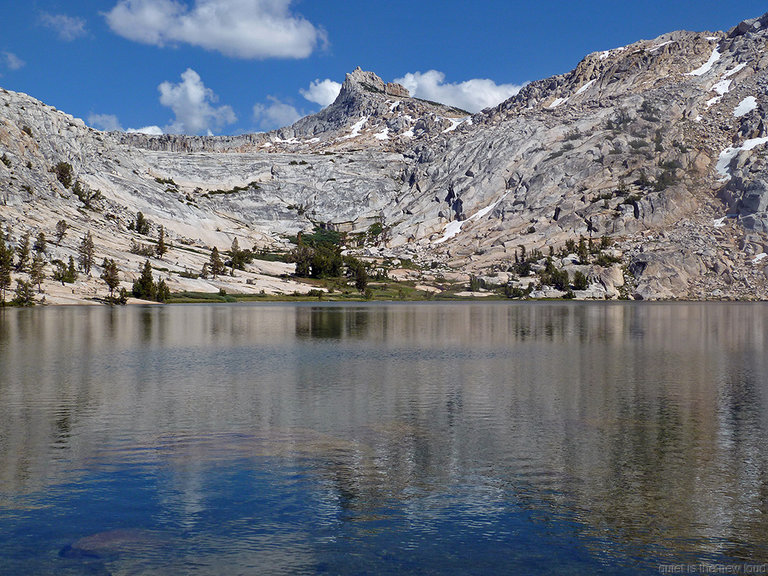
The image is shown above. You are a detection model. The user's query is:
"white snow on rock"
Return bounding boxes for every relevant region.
[443,117,467,133]
[734,96,758,117]
[473,203,497,220]
[388,101,400,112]
[716,137,768,180]
[706,96,721,108]
[575,79,596,96]
[713,217,726,228]
[712,79,731,95]
[741,137,768,151]
[649,40,673,52]
[374,128,389,141]
[598,46,627,60]
[434,218,465,244]
[687,48,720,76]
[434,192,510,244]
[548,97,568,109]
[716,149,740,180]
[753,253,767,263]
[723,63,747,78]
[401,129,414,139]
[343,116,368,139]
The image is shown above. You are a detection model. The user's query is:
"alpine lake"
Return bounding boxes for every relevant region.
[1,302,768,575]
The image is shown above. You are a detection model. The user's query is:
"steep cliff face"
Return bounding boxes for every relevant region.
[2,13,768,300]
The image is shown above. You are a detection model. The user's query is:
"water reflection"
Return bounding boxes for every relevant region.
[1,303,768,573]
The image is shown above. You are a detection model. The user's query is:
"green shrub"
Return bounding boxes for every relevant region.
[573,271,589,290]
[53,161,73,188]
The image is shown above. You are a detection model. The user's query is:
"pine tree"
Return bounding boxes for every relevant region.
[15,232,30,272]
[230,237,240,269]
[33,232,47,255]
[289,244,313,277]
[156,225,167,258]
[577,237,589,264]
[53,261,69,285]
[55,220,68,245]
[155,279,171,303]
[30,253,45,293]
[208,247,224,278]
[66,256,78,283]
[355,262,368,293]
[78,231,95,274]
[132,260,156,300]
[12,280,35,306]
[134,211,150,235]
[0,235,13,305]
[100,258,120,300]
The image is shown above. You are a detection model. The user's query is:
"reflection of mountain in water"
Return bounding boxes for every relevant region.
[1,303,768,564]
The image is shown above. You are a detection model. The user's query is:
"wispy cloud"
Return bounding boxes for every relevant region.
[1,52,25,71]
[394,70,524,113]
[253,96,304,130]
[159,68,236,134]
[300,78,341,107]
[40,12,87,41]
[105,0,326,59]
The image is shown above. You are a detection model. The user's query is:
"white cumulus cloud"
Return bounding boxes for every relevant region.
[127,125,164,135]
[253,97,304,130]
[105,0,326,59]
[1,52,25,71]
[87,113,164,135]
[159,68,236,134]
[40,12,87,41]
[88,113,123,132]
[300,78,341,107]
[394,70,524,113]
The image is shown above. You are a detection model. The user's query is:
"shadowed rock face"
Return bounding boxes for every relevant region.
[2,13,768,300]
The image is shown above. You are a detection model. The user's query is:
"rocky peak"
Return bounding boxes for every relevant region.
[283,67,463,148]
[341,67,410,99]
[729,12,768,38]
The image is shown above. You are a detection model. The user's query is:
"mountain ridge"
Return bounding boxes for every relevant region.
[2,12,768,302]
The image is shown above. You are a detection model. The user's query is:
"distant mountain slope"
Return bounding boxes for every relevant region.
[1,13,768,301]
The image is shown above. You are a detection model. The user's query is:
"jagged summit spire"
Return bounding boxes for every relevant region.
[340,67,410,99]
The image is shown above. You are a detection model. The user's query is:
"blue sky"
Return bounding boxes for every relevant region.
[1,1,765,135]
